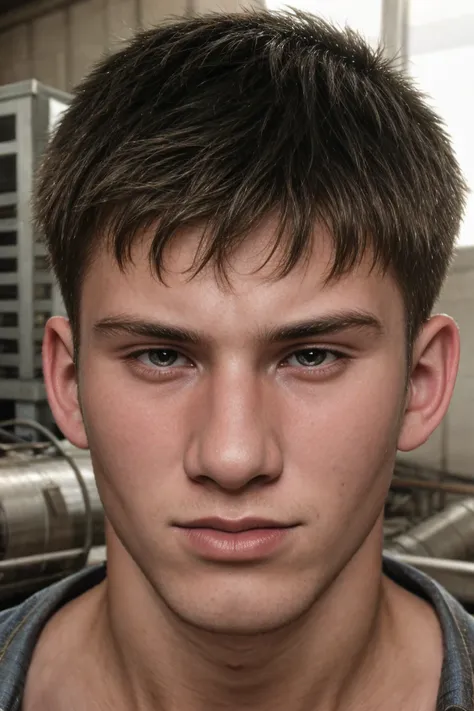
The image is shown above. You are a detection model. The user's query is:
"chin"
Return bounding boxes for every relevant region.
[157,577,317,635]
[171,602,310,635]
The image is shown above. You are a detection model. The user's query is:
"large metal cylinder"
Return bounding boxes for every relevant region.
[386,498,474,560]
[0,445,103,602]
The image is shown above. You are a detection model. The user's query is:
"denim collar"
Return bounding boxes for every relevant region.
[383,555,474,711]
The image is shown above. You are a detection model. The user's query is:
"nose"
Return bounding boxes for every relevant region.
[184,367,283,491]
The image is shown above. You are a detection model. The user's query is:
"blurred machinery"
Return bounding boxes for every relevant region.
[386,495,474,560]
[0,81,71,433]
[385,462,474,606]
[0,419,104,605]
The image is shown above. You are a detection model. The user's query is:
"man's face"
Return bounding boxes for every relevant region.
[77,224,408,633]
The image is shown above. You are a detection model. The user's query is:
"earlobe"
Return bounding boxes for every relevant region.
[42,316,89,449]
[397,315,460,452]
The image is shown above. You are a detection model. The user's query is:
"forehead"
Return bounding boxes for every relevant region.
[81,222,404,336]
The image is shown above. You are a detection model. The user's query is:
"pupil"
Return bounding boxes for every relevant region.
[296,349,325,366]
[149,349,177,366]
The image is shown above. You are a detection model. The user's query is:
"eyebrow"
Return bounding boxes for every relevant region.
[262,311,384,342]
[93,310,384,345]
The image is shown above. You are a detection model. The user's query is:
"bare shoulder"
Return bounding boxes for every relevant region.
[22,581,106,711]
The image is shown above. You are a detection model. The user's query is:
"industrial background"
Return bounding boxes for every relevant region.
[2,0,474,606]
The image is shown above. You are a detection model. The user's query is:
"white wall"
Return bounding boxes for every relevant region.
[408,0,474,249]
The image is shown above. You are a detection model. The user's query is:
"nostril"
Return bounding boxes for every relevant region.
[250,473,278,487]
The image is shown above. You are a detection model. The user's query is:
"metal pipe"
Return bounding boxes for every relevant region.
[386,498,474,560]
[0,548,84,571]
[0,443,103,599]
[391,476,474,497]
[1,418,93,565]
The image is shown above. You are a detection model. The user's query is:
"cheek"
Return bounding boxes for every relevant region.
[78,359,189,513]
[280,363,404,520]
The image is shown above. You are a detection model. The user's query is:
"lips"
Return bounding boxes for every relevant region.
[176,517,294,533]
[174,517,298,561]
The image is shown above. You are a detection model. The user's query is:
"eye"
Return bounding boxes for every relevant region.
[135,349,190,368]
[284,348,340,368]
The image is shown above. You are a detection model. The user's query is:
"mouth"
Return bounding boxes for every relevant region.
[173,518,299,561]
[175,517,297,533]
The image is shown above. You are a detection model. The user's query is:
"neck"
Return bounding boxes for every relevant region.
[92,532,402,711]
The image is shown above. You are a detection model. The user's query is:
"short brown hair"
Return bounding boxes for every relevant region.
[35,10,467,351]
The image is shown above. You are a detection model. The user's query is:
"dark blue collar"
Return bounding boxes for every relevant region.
[384,555,474,711]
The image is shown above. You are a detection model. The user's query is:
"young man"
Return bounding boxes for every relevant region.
[0,10,470,711]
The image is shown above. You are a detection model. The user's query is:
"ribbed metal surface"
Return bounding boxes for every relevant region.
[386,498,474,560]
[0,446,103,598]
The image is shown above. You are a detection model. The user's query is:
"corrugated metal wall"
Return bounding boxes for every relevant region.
[0,0,262,91]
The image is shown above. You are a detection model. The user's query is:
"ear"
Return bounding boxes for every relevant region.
[42,316,89,449]
[398,314,460,452]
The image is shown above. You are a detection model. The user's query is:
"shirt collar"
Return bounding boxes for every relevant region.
[384,555,474,711]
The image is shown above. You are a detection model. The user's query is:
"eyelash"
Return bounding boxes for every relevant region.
[125,346,347,378]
